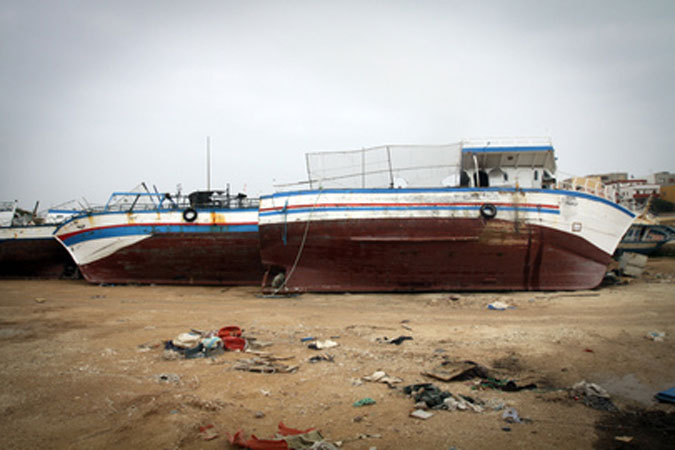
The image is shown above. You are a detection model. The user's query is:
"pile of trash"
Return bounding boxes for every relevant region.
[164,326,246,359]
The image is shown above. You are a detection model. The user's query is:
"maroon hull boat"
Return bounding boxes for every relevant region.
[0,229,75,278]
[79,232,263,285]
[258,140,635,293]
[260,218,613,292]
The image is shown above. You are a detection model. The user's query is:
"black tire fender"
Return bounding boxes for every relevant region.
[183,208,198,222]
[479,203,497,219]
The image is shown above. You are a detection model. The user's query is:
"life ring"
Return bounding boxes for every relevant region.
[479,203,497,219]
[183,208,198,222]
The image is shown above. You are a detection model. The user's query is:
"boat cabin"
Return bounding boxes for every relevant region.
[460,139,557,189]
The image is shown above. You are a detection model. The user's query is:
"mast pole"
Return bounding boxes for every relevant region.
[206,136,211,191]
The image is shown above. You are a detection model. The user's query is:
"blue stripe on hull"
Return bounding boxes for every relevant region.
[261,188,635,218]
[259,205,560,218]
[63,224,258,246]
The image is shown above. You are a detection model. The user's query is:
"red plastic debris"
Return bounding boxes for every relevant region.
[227,423,317,449]
[228,430,288,450]
[218,326,242,338]
[198,424,218,441]
[222,336,246,351]
[277,422,316,436]
[583,348,594,353]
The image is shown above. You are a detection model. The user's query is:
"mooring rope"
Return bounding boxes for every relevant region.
[272,189,322,295]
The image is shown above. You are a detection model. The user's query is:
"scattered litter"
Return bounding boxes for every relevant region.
[222,336,246,351]
[162,326,250,358]
[646,331,666,342]
[571,380,617,411]
[487,301,514,311]
[154,373,181,384]
[308,340,339,350]
[34,297,46,303]
[362,371,403,388]
[614,436,634,443]
[353,398,376,407]
[350,378,364,387]
[137,341,162,352]
[173,332,202,349]
[390,335,413,345]
[218,326,242,338]
[199,424,219,441]
[404,383,485,413]
[484,398,506,411]
[655,386,675,403]
[309,354,334,364]
[422,360,490,382]
[477,378,537,392]
[584,348,594,353]
[228,422,338,450]
[162,349,181,360]
[404,384,451,409]
[502,426,511,432]
[444,395,484,412]
[410,409,434,420]
[255,411,266,419]
[502,407,521,423]
[234,356,298,374]
[376,336,413,345]
[301,336,316,342]
[357,433,382,440]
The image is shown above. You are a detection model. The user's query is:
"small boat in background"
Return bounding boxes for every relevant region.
[0,200,78,278]
[54,184,263,285]
[259,138,635,293]
[617,221,675,255]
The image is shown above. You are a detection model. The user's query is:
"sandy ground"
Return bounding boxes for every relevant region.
[1,258,674,450]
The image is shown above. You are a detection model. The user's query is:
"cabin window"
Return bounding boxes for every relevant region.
[534,170,539,180]
[503,173,508,181]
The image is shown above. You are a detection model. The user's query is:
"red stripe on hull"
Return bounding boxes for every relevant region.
[0,239,75,278]
[260,218,611,292]
[79,232,264,285]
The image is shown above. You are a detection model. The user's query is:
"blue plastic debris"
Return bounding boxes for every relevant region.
[655,387,675,403]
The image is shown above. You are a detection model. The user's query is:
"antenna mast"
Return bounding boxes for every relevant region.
[206,136,211,191]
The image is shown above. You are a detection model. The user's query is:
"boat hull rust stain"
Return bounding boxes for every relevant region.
[78,232,263,285]
[260,218,612,292]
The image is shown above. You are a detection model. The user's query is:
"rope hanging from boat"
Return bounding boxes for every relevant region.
[273,190,322,295]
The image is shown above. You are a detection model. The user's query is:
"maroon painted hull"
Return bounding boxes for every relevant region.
[78,232,264,285]
[260,218,612,292]
[0,238,75,278]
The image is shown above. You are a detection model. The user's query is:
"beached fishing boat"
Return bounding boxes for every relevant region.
[259,138,636,292]
[617,222,675,255]
[0,200,77,278]
[54,185,263,285]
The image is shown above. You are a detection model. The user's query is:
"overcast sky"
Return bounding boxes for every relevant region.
[1,0,674,209]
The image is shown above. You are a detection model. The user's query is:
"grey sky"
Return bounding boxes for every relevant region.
[1,0,674,209]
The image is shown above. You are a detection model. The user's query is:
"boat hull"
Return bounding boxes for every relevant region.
[77,232,262,285]
[259,188,635,292]
[55,209,264,285]
[0,226,75,278]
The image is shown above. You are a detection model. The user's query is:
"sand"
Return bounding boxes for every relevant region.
[1,258,674,449]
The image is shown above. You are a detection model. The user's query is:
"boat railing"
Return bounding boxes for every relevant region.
[97,191,260,213]
[557,177,617,201]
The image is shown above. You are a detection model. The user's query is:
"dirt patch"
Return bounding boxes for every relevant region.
[0,259,673,449]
